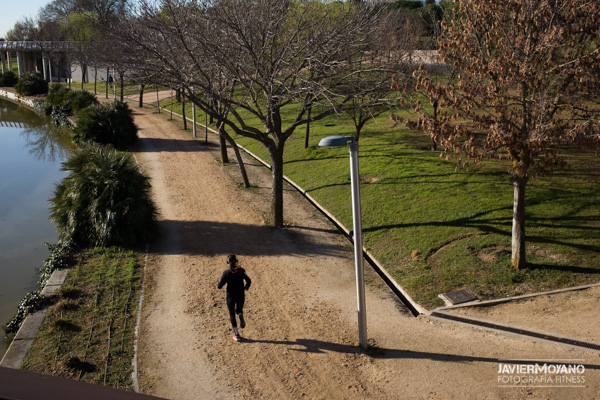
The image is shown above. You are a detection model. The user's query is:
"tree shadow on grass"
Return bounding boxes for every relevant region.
[525,263,600,274]
[361,204,600,254]
[65,356,97,373]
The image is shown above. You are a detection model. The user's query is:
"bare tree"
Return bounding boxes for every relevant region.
[119,0,387,228]
[58,12,98,88]
[5,17,39,41]
[418,0,445,50]
[38,0,77,23]
[97,28,131,101]
[37,0,132,89]
[340,9,419,142]
[412,0,600,269]
[4,15,67,83]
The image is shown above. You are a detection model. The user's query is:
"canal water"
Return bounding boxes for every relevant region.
[0,97,72,357]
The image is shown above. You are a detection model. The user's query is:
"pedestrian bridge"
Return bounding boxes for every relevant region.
[0,104,34,128]
[0,120,28,128]
[0,41,83,82]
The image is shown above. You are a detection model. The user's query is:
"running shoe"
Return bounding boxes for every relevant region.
[239,314,246,329]
[233,334,241,342]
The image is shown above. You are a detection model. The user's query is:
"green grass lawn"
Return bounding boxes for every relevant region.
[158,97,600,309]
[21,247,143,389]
[49,79,151,98]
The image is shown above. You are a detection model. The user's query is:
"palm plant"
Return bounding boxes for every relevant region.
[50,144,158,247]
[73,100,138,150]
[46,84,98,113]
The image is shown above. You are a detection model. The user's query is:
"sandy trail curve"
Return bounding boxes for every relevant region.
[130,105,600,400]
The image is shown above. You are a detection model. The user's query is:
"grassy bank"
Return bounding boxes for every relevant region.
[21,247,143,390]
[158,97,600,309]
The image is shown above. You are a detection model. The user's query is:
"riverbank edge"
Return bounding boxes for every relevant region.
[0,88,36,109]
[0,269,69,368]
[0,89,148,392]
[0,88,64,368]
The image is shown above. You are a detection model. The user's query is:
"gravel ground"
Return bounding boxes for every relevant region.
[127,98,600,400]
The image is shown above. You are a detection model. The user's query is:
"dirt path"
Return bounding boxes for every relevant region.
[130,105,600,399]
[447,285,600,343]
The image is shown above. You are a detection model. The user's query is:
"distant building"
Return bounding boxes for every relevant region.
[0,41,105,83]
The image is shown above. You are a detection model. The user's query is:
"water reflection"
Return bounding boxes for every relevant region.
[0,97,72,357]
[21,121,73,163]
[0,99,73,163]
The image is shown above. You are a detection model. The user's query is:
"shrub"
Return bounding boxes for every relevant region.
[4,241,74,335]
[4,291,43,334]
[32,99,53,115]
[73,101,138,150]
[46,84,71,106]
[50,107,74,128]
[50,144,158,247]
[46,84,98,114]
[0,71,18,87]
[69,89,97,112]
[15,72,48,96]
[33,96,73,128]
[38,241,74,287]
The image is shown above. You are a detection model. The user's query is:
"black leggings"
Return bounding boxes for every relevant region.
[226,296,245,328]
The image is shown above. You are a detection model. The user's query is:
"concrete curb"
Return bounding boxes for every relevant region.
[428,311,600,354]
[0,88,35,109]
[434,282,600,312]
[131,244,149,393]
[0,268,69,368]
[428,283,600,354]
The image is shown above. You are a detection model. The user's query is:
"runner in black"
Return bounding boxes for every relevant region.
[217,254,251,341]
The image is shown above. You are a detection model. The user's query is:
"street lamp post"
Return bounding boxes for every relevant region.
[318,135,367,350]
[191,87,197,138]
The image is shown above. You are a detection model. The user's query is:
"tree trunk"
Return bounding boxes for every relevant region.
[216,123,248,186]
[224,133,250,188]
[119,73,124,102]
[182,96,187,130]
[355,120,366,142]
[269,147,285,228]
[156,86,160,113]
[431,99,438,151]
[219,126,229,164]
[170,92,174,120]
[231,141,250,188]
[304,105,311,149]
[81,63,86,90]
[139,84,145,108]
[510,173,527,269]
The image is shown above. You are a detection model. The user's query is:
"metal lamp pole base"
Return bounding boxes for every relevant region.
[349,141,367,350]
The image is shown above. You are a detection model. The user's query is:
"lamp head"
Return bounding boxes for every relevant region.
[318,136,356,148]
